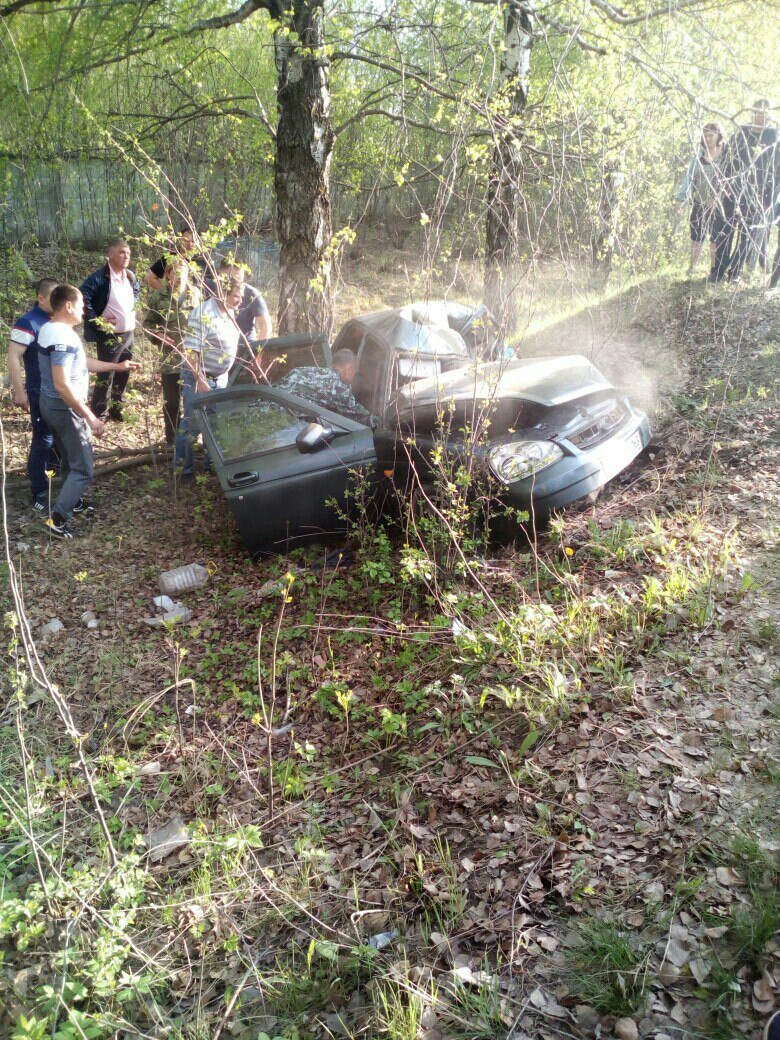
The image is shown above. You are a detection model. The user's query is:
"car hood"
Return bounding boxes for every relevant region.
[394,355,613,413]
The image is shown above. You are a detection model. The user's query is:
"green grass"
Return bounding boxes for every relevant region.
[564,917,651,1017]
[728,890,780,968]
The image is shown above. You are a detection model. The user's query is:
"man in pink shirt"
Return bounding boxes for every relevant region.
[80,237,140,422]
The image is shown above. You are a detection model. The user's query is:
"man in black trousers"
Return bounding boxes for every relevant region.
[80,237,140,421]
[710,101,779,284]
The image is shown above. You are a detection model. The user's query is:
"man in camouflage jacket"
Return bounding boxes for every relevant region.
[145,260,201,444]
[274,348,375,426]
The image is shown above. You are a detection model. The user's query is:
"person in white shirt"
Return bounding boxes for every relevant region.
[174,266,244,479]
[37,284,139,539]
[80,237,140,422]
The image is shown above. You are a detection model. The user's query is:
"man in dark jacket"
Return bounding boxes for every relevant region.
[712,101,779,284]
[80,237,140,421]
[7,278,59,511]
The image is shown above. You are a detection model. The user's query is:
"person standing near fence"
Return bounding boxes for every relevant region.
[80,237,140,421]
[711,101,779,284]
[7,278,60,513]
[677,123,726,276]
[146,225,207,291]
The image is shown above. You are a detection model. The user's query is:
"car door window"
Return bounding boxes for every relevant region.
[201,395,310,462]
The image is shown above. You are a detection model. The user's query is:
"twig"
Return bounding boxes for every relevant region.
[0,411,119,867]
[211,960,256,1040]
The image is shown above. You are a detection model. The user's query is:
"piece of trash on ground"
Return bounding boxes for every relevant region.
[158,563,210,596]
[142,602,192,626]
[144,816,190,863]
[367,928,398,950]
[40,618,64,638]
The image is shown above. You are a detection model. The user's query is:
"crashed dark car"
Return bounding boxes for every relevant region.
[193,302,651,556]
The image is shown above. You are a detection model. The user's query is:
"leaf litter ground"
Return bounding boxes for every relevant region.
[0,268,778,1040]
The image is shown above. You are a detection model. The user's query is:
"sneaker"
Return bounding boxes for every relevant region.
[43,513,74,539]
[765,1010,780,1040]
[108,407,124,423]
[32,494,48,516]
[72,499,95,515]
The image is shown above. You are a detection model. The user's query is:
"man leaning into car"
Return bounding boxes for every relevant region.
[274,348,375,426]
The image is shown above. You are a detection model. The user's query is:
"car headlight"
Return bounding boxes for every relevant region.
[489,440,563,482]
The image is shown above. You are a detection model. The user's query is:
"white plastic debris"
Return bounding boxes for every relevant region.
[158,563,210,596]
[152,595,177,612]
[40,618,64,638]
[142,603,192,627]
[137,761,161,776]
[15,542,31,553]
[367,928,399,950]
[451,618,473,639]
[144,816,190,864]
[81,611,99,629]
[270,723,293,737]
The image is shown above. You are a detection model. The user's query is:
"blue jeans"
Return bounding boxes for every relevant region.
[174,368,227,476]
[28,392,59,500]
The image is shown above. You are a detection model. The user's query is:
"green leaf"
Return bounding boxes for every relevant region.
[465,755,499,769]
[518,729,540,757]
[313,939,340,961]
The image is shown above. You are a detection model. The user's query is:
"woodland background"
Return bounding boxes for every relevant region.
[0,4,779,1040]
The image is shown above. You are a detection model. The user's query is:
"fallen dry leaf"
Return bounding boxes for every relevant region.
[614,1017,639,1040]
[753,977,774,1003]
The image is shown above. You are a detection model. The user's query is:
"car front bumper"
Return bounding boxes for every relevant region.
[499,405,652,515]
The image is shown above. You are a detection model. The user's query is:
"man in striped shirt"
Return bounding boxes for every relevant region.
[174,267,244,478]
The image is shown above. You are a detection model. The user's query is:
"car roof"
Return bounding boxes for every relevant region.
[341,307,471,360]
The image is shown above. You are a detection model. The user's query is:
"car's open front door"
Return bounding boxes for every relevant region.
[193,384,375,556]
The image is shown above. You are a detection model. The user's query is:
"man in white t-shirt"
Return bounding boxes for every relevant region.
[174,267,244,479]
[38,284,139,539]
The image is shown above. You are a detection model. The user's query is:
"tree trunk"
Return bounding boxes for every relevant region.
[592,162,625,284]
[274,0,334,336]
[484,2,533,331]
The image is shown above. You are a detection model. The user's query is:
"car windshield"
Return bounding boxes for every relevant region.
[202,396,310,462]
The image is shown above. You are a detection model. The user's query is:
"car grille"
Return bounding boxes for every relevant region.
[569,403,626,450]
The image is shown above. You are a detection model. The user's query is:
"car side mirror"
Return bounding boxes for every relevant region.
[296,422,334,453]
